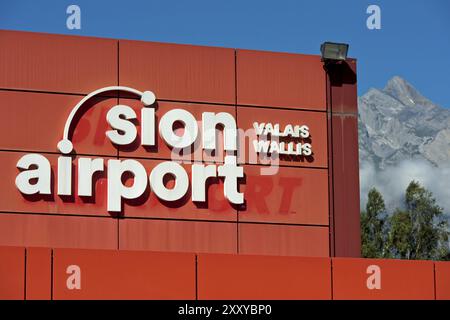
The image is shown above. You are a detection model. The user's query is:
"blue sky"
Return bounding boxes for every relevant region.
[1,0,449,107]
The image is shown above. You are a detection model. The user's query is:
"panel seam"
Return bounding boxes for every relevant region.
[24,248,27,300]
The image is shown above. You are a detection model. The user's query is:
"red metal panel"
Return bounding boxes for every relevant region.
[239,223,329,257]
[332,258,435,300]
[26,247,51,300]
[121,158,237,221]
[118,99,235,163]
[329,59,358,114]
[0,152,111,216]
[435,262,450,300]
[239,165,328,225]
[119,219,237,254]
[198,254,331,299]
[237,106,328,168]
[0,246,25,300]
[0,91,117,156]
[0,30,117,94]
[236,50,326,110]
[327,60,360,257]
[119,40,235,104]
[0,213,117,250]
[53,248,196,299]
[327,89,335,257]
[330,114,360,257]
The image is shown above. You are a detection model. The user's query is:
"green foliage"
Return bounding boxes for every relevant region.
[385,209,412,259]
[361,180,450,261]
[361,188,387,258]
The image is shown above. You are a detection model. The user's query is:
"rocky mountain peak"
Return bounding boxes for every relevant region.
[383,76,436,109]
[359,76,450,170]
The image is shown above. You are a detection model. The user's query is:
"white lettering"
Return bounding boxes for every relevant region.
[150,161,189,202]
[202,112,237,151]
[57,156,72,196]
[141,107,156,146]
[78,158,104,197]
[191,164,217,202]
[106,105,137,145]
[107,159,147,212]
[15,154,51,195]
[159,109,198,148]
[218,156,244,204]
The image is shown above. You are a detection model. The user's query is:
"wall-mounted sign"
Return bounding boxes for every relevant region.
[252,122,312,156]
[14,86,315,213]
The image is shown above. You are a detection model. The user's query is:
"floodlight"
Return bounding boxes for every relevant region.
[320,42,349,62]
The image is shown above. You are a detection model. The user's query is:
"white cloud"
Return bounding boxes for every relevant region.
[360,160,450,213]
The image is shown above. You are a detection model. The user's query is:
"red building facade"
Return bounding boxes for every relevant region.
[0,30,448,300]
